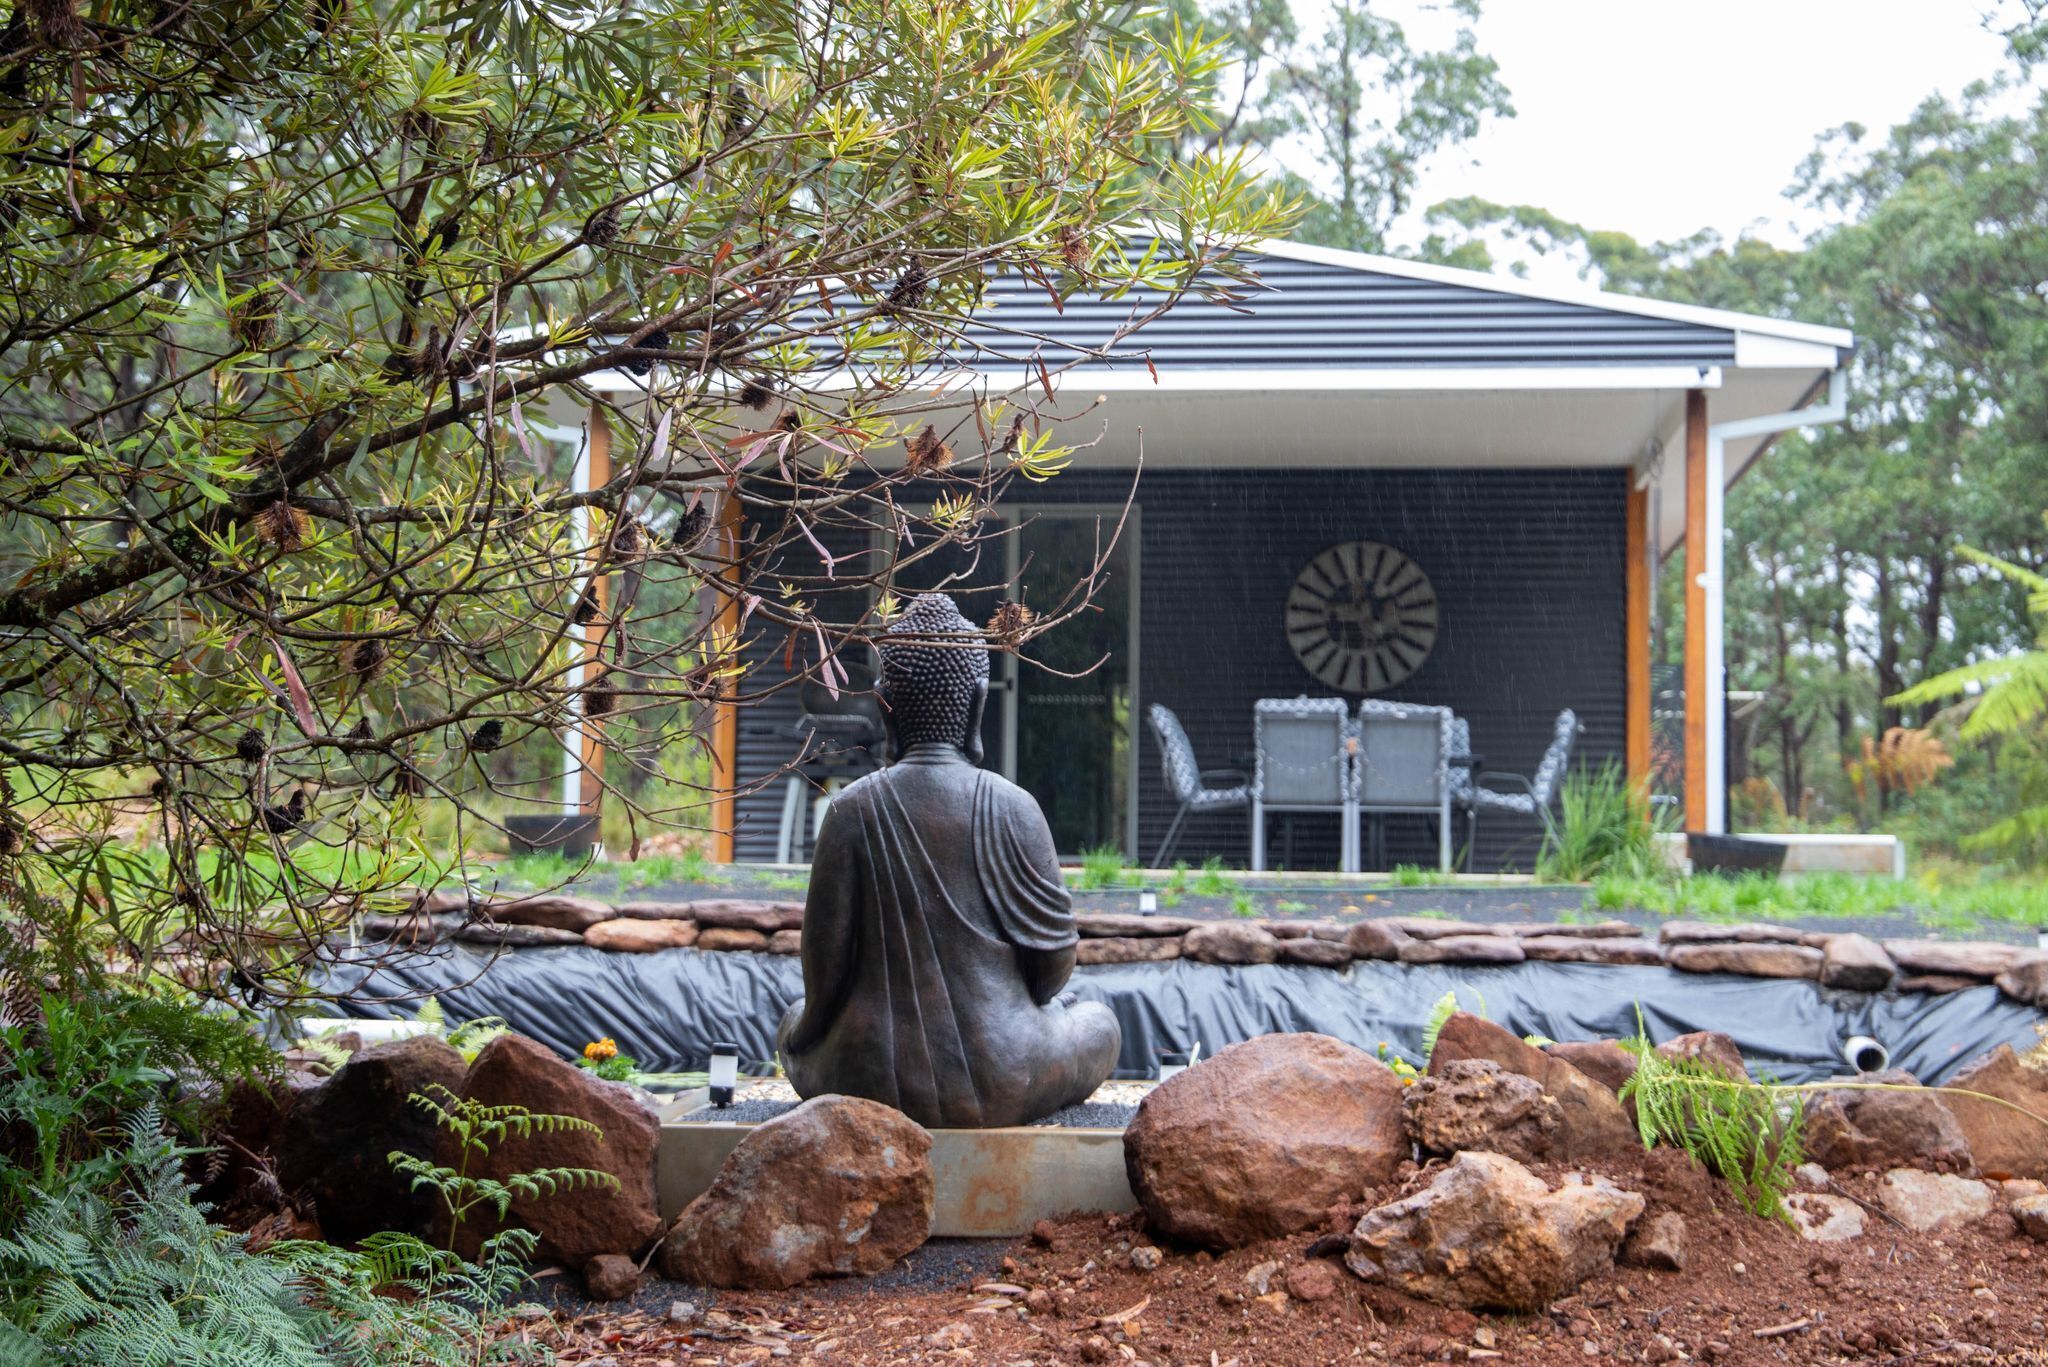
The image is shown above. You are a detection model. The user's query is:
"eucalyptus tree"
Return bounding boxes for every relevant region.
[0,0,1294,994]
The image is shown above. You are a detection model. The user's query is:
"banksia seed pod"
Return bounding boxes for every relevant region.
[988,600,1035,644]
[149,776,169,800]
[609,519,645,558]
[0,817,19,858]
[343,638,386,677]
[1058,224,1089,271]
[572,587,601,625]
[904,424,954,476]
[886,263,931,314]
[260,789,307,834]
[583,205,621,247]
[621,328,668,376]
[235,729,266,765]
[674,505,710,550]
[347,717,374,742]
[254,499,310,552]
[709,322,744,351]
[388,762,426,798]
[467,719,504,753]
[998,412,1027,455]
[773,408,802,435]
[735,376,774,411]
[583,680,618,719]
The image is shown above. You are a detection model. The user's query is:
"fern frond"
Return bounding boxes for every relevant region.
[1619,1019,1802,1223]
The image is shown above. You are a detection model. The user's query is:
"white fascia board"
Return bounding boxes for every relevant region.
[1242,237,1855,352]
[807,364,1725,396]
[1733,331,1844,370]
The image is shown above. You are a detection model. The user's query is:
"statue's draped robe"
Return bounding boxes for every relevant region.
[777,746,1121,1128]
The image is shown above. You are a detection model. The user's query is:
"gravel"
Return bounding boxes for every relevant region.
[671,1098,1137,1128]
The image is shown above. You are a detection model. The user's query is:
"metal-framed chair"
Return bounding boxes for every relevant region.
[1251,697,1357,873]
[1354,700,1454,873]
[775,665,885,864]
[1455,708,1581,850]
[1145,704,1250,867]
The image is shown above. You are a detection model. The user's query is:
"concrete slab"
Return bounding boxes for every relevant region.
[1656,832,1905,879]
[655,1093,1137,1236]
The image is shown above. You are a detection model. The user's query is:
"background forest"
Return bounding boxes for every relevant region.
[1148,0,2048,870]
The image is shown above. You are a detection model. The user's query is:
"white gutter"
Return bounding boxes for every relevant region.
[1700,368,1849,833]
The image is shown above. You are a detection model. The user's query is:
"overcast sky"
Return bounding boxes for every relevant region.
[1362,0,2022,275]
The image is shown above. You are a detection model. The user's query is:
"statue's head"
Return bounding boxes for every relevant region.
[876,593,989,764]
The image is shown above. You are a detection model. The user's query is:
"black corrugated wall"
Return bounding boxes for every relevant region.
[731,467,1626,872]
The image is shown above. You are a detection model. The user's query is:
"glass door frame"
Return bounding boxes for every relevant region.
[872,501,1142,860]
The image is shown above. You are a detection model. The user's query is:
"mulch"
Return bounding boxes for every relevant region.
[504,1149,2047,1366]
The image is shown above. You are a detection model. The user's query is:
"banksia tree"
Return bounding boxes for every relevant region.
[0,0,1294,1002]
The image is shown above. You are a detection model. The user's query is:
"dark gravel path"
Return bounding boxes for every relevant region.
[671,1098,1138,1128]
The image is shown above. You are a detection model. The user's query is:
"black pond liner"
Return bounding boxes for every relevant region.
[308,943,2044,1087]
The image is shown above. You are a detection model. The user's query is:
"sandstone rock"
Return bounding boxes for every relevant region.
[445,1033,662,1263]
[768,929,803,954]
[2004,1178,2048,1200]
[1881,939,2021,979]
[659,1095,932,1289]
[696,927,771,952]
[1620,1211,1686,1271]
[690,899,805,933]
[1429,1014,1640,1161]
[1181,921,1281,966]
[357,911,462,944]
[1994,952,2048,1008]
[1656,1031,1749,1081]
[457,922,586,947]
[1285,1260,1340,1302]
[615,901,697,921]
[1403,1058,1560,1163]
[1345,920,1411,960]
[1076,935,1183,965]
[1665,942,1822,979]
[1802,1069,1972,1174]
[1261,919,1348,942]
[584,1253,642,1301]
[1895,973,1984,994]
[1543,1041,1639,1104]
[410,887,475,916]
[1942,1045,2048,1180]
[1658,920,1809,945]
[1074,913,1202,938]
[1277,936,1354,967]
[483,895,617,933]
[1513,920,1643,939]
[2012,1194,2048,1242]
[1386,916,1492,939]
[1784,1193,1865,1243]
[1521,937,1665,966]
[1345,1152,1644,1311]
[1123,1033,1407,1249]
[584,918,700,952]
[1818,933,1896,992]
[1877,1169,1996,1232]
[1397,934,1526,965]
[278,1035,468,1243]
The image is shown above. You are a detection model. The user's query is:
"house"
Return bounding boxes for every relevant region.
[553,240,1853,871]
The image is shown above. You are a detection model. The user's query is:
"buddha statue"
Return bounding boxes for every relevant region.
[776,593,1122,1128]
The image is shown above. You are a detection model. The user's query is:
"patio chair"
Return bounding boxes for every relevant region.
[1455,708,1582,850]
[775,664,885,864]
[1145,704,1250,867]
[1354,700,1453,873]
[1251,697,1357,873]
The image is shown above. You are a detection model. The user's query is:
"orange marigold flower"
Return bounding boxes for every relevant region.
[584,1037,617,1061]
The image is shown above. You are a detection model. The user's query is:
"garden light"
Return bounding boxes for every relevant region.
[1156,1049,1189,1083]
[708,1042,739,1108]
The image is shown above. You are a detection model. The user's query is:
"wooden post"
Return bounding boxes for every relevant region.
[709,493,742,864]
[1625,478,1651,794]
[1682,390,1709,831]
[577,409,612,814]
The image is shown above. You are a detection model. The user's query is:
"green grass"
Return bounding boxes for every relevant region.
[1230,889,1258,918]
[1537,762,1662,882]
[1389,863,1457,887]
[1193,856,1231,897]
[1072,844,1140,891]
[1588,868,2048,932]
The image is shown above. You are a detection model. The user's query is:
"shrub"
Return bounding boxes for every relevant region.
[1536,762,1662,882]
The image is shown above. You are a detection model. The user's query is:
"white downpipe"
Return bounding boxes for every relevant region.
[1701,369,1849,833]
[561,426,593,817]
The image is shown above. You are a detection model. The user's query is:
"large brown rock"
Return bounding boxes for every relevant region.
[443,1033,662,1263]
[586,918,699,952]
[1260,919,1348,942]
[1276,936,1354,967]
[1397,934,1525,965]
[767,928,803,954]
[278,1035,468,1243]
[1075,913,1203,938]
[1543,1040,1639,1102]
[1942,1046,2048,1180]
[1658,920,1809,945]
[358,911,462,944]
[1802,1069,1972,1174]
[1345,1151,1644,1311]
[659,1095,932,1289]
[1880,939,2021,979]
[1666,942,1822,979]
[1514,920,1644,939]
[1877,1169,1997,1232]
[483,895,617,933]
[615,900,697,921]
[1429,1014,1640,1161]
[1403,1058,1561,1163]
[1181,921,1281,966]
[457,922,586,947]
[1076,935,1183,965]
[1123,1033,1407,1249]
[1345,920,1411,960]
[690,899,804,932]
[1994,953,2048,1008]
[1386,916,1492,939]
[696,927,771,952]
[1817,933,1896,991]
[1521,937,1665,966]
[1656,1031,1749,1081]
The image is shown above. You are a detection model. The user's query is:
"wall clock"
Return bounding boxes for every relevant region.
[1285,541,1439,693]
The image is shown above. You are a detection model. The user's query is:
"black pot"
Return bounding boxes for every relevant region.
[1685,832,1787,877]
[504,812,601,857]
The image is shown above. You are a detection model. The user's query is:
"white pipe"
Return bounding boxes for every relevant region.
[561,424,592,817]
[1842,1035,1889,1075]
[1701,370,1848,834]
